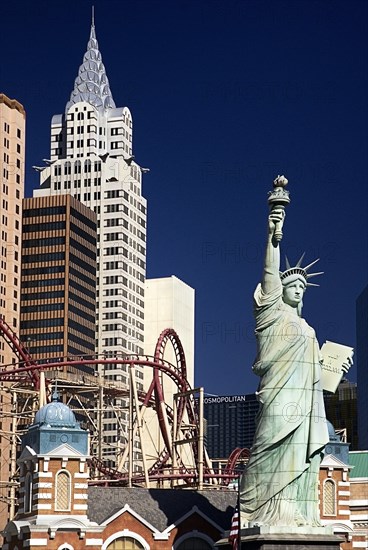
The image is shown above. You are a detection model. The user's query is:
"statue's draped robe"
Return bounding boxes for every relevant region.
[240,282,329,526]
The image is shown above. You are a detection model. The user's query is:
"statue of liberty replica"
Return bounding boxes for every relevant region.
[239,176,352,539]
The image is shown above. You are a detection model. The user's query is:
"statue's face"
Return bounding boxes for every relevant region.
[282,279,306,308]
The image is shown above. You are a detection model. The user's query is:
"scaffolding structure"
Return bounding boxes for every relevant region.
[0,320,249,521]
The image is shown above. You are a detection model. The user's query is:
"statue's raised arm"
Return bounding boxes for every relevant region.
[261,175,290,294]
[261,208,284,294]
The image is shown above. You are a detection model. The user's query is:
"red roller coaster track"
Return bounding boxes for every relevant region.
[0,321,249,486]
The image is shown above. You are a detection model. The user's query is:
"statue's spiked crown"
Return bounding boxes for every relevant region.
[280,253,323,287]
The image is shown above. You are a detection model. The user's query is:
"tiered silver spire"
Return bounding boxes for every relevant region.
[65,16,116,113]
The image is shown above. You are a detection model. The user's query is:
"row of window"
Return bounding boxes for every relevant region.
[70,252,96,275]
[22,236,65,248]
[23,251,65,264]
[69,303,95,324]
[54,160,101,176]
[22,265,65,276]
[21,317,64,329]
[105,189,129,200]
[23,205,66,218]
[23,220,66,233]
[21,303,64,313]
[70,206,96,231]
[68,318,95,340]
[3,138,21,153]
[25,333,64,343]
[69,237,96,260]
[69,291,95,311]
[68,329,95,349]
[22,278,65,288]
[105,232,129,243]
[69,266,95,288]
[21,290,65,301]
[69,221,96,246]
[3,169,22,185]
[69,277,95,300]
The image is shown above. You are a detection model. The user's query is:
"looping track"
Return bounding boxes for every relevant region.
[0,324,248,486]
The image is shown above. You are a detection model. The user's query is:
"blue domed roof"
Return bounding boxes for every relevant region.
[34,392,78,428]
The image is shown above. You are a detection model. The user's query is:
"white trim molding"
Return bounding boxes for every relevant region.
[102,529,149,550]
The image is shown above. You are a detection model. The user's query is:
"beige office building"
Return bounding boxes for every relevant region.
[0,93,25,533]
[0,94,25,359]
[144,276,195,387]
[143,276,195,473]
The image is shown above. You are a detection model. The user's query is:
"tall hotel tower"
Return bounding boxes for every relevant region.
[0,93,25,525]
[34,21,147,465]
[0,94,25,364]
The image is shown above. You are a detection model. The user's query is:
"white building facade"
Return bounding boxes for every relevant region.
[144,276,195,387]
[143,276,195,473]
[34,21,147,466]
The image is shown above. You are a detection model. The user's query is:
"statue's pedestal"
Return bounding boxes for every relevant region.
[216,526,343,550]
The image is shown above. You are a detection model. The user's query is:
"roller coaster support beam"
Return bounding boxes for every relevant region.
[128,366,133,488]
[10,391,17,520]
[98,379,103,463]
[173,387,204,490]
[198,387,204,491]
[130,363,150,487]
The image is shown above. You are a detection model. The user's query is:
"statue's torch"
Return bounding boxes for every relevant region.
[268,175,291,242]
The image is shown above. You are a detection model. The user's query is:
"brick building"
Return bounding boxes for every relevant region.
[2,396,236,549]
[3,402,367,550]
[349,451,368,549]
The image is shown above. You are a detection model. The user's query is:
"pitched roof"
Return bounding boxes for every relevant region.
[87,487,237,532]
[349,451,368,478]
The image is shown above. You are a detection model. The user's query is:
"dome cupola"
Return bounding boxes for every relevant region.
[34,390,78,429]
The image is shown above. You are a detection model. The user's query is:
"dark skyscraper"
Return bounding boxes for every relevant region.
[20,194,97,375]
[356,285,368,450]
[324,380,358,450]
[204,394,259,461]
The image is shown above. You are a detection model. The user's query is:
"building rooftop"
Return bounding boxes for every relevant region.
[349,451,368,478]
[88,487,236,530]
[65,19,115,113]
[0,93,26,115]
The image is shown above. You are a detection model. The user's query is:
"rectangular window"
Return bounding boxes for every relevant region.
[111,141,123,150]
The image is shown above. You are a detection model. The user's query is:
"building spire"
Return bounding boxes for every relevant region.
[65,15,116,113]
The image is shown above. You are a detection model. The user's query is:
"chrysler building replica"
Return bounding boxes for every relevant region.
[34,18,147,465]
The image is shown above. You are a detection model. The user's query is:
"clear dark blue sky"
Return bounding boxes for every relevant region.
[1,0,367,396]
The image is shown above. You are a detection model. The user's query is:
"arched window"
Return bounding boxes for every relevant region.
[106,536,144,550]
[24,472,32,513]
[55,470,71,511]
[84,159,91,173]
[74,160,81,174]
[323,479,336,516]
